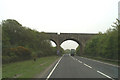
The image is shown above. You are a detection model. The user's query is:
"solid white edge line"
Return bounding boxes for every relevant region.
[83,63,92,69]
[46,56,63,80]
[97,71,114,80]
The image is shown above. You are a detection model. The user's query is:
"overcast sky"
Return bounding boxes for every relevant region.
[0,0,119,50]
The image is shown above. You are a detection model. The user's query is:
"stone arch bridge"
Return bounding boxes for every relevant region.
[46,32,97,55]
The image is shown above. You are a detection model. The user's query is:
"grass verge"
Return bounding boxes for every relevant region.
[2,56,59,78]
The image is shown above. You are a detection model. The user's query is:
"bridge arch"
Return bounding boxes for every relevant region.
[49,39,57,46]
[60,38,83,55]
[46,32,97,55]
[59,38,81,46]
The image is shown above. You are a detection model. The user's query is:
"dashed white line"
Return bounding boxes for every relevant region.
[78,60,82,63]
[97,71,114,80]
[71,56,76,60]
[83,63,92,69]
[73,58,75,60]
[81,57,119,67]
[46,56,63,80]
[71,56,115,79]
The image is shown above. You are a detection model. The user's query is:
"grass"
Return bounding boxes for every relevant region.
[2,56,59,78]
[80,55,119,66]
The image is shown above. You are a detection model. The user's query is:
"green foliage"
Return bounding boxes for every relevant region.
[64,49,71,54]
[60,47,65,54]
[77,19,119,60]
[76,46,80,55]
[51,47,58,55]
[2,19,59,64]
[2,46,32,63]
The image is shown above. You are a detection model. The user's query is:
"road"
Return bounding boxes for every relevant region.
[46,54,119,80]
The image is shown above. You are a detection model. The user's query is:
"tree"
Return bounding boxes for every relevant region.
[80,19,119,60]
[2,19,61,63]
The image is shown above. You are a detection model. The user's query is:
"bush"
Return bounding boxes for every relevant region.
[2,46,32,64]
[2,56,11,64]
[16,46,32,60]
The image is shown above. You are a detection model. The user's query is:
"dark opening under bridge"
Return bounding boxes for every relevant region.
[46,32,98,55]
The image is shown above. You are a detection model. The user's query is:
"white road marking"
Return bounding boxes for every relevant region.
[46,56,63,80]
[83,63,92,69]
[72,57,115,79]
[97,71,114,80]
[78,60,82,63]
[71,56,76,60]
[73,58,75,60]
[81,57,119,67]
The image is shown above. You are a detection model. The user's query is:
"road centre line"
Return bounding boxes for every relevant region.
[46,55,63,80]
[78,60,82,63]
[71,56,83,63]
[81,57,119,67]
[83,63,92,69]
[76,59,78,61]
[97,71,114,80]
[73,57,114,79]
[71,56,76,60]
[73,58,75,60]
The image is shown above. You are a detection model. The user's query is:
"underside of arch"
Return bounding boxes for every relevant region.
[49,39,58,46]
[60,38,82,46]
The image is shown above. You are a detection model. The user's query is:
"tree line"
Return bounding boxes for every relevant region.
[1,19,60,64]
[76,19,119,60]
